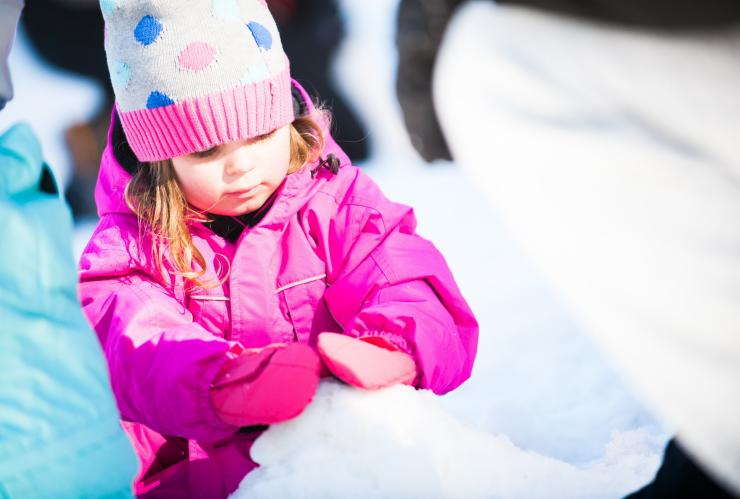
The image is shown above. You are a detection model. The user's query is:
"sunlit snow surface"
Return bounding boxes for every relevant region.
[232,382,662,499]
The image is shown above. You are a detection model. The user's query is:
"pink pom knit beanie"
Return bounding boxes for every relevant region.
[101,0,294,162]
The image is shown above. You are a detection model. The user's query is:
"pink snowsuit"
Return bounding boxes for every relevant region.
[79,82,478,498]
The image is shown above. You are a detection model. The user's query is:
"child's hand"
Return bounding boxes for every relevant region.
[209,343,321,427]
[317,332,417,390]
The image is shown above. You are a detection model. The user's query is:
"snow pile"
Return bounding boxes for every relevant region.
[231,381,662,499]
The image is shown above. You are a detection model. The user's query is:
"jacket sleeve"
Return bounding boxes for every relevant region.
[318,169,479,394]
[79,266,242,442]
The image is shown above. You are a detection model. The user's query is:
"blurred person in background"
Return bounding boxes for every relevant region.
[0,1,138,496]
[269,0,369,162]
[21,0,111,218]
[21,0,369,220]
[415,0,740,497]
[395,0,464,162]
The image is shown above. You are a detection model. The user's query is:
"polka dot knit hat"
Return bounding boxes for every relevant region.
[101,0,294,162]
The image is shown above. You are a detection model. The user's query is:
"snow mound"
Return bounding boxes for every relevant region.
[231,381,661,499]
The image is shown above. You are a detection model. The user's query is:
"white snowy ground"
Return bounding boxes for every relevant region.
[234,382,662,499]
[4,0,668,497]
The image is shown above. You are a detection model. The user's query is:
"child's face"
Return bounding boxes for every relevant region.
[171,124,292,216]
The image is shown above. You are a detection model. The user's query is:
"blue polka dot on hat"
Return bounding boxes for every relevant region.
[134,15,163,46]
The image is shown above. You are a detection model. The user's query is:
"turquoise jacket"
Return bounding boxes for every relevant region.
[0,123,138,497]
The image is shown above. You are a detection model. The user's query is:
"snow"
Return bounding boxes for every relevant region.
[232,381,662,499]
[4,0,669,496]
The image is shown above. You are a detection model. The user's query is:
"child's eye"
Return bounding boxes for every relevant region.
[192,146,220,159]
[252,130,276,142]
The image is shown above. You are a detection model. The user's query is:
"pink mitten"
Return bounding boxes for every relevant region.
[316,332,417,390]
[209,343,321,427]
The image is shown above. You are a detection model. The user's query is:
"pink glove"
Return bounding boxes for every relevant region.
[209,343,321,427]
[317,332,417,390]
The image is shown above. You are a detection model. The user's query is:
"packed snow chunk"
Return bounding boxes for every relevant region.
[231,381,661,499]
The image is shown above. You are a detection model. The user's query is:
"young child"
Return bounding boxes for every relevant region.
[80,1,478,497]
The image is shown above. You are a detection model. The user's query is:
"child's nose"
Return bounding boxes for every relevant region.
[224,148,256,176]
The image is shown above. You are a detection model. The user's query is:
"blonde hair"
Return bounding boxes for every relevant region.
[124,113,326,288]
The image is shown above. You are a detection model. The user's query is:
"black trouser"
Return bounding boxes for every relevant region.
[395,0,465,163]
[275,0,369,162]
[625,438,738,499]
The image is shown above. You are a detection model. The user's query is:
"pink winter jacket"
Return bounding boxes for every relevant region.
[78,82,478,498]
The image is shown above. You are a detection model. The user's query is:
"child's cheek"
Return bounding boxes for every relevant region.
[183,175,220,211]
